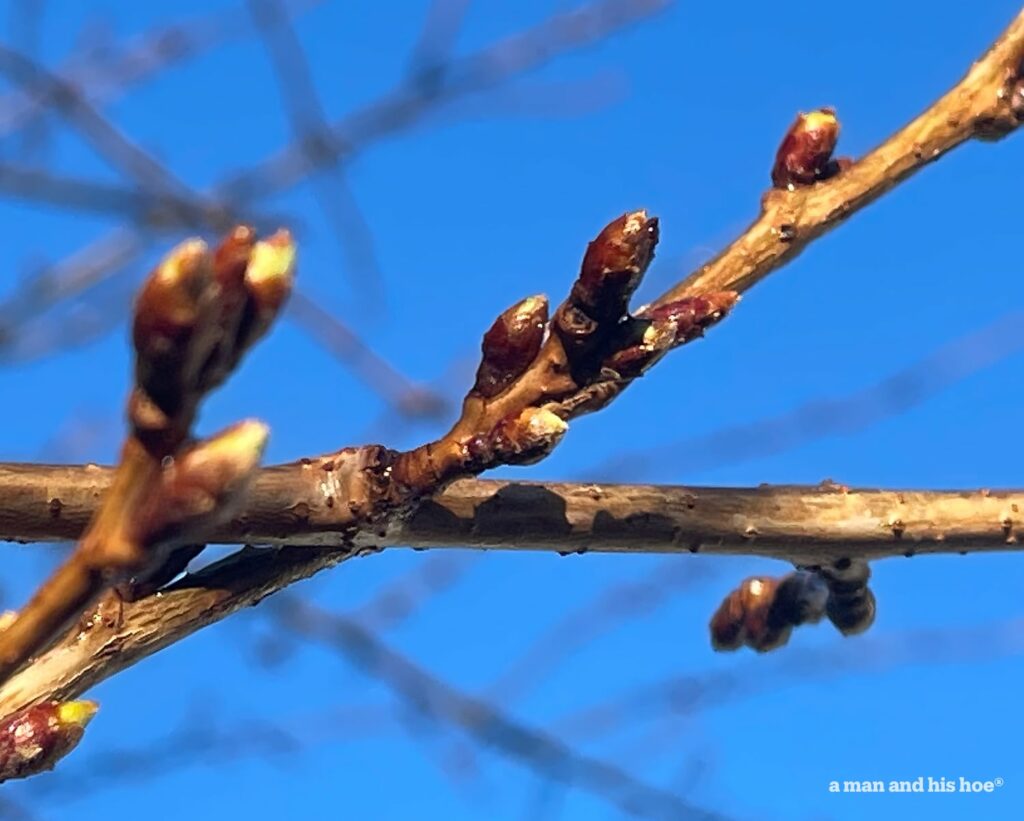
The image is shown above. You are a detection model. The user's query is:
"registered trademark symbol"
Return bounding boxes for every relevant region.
[995,777,1005,787]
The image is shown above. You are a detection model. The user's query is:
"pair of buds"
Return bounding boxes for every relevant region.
[121,228,298,558]
[0,227,297,689]
[710,561,875,653]
[460,211,738,470]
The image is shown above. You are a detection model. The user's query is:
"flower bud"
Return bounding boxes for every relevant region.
[469,407,568,467]
[771,108,840,188]
[605,292,739,377]
[133,239,213,352]
[574,210,658,322]
[473,295,548,398]
[245,230,296,325]
[0,700,98,783]
[710,571,828,653]
[137,420,269,546]
[819,560,876,636]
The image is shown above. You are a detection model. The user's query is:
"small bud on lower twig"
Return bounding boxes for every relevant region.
[771,108,841,188]
[0,700,98,783]
[474,296,549,398]
[605,292,739,377]
[710,571,828,653]
[818,560,876,636]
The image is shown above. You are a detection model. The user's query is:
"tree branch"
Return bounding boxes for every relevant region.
[1,3,1023,726]
[3,467,1023,560]
[0,469,1022,713]
[661,8,1024,302]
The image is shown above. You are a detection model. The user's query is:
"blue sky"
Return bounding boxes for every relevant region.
[2,1,1024,819]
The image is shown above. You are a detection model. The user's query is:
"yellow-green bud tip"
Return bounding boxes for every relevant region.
[157,239,209,286]
[802,109,838,133]
[248,230,297,288]
[524,408,568,440]
[56,700,99,729]
[204,419,270,472]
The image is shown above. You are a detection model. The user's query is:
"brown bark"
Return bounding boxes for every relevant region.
[0,470,1022,714]
[2,466,1022,561]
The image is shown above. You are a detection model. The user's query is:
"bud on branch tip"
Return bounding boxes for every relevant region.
[246,229,297,317]
[771,107,842,189]
[0,700,98,783]
[575,210,658,320]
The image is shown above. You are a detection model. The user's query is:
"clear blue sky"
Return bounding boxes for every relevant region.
[2,1,1024,819]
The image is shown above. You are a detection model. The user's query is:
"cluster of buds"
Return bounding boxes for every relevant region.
[0,227,296,685]
[0,700,97,783]
[709,560,875,653]
[102,227,298,577]
[454,210,737,475]
[130,226,295,450]
[771,108,848,189]
[554,210,737,381]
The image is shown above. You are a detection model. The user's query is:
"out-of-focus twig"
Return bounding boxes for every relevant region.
[246,0,385,303]
[407,0,473,82]
[287,290,449,420]
[0,1,322,140]
[0,43,220,217]
[274,596,728,821]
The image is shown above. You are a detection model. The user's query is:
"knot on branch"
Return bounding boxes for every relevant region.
[709,559,875,653]
[976,59,1024,139]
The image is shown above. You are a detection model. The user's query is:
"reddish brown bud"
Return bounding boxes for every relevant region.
[198,226,258,392]
[136,420,269,546]
[605,292,739,377]
[710,571,828,653]
[0,700,98,783]
[133,239,213,353]
[710,576,785,652]
[474,295,549,398]
[213,225,256,292]
[132,239,220,429]
[771,108,840,188]
[642,291,738,345]
[574,210,658,321]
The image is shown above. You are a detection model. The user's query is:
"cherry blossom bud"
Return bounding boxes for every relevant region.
[0,700,98,783]
[474,296,549,398]
[771,108,840,188]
